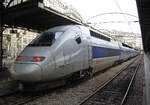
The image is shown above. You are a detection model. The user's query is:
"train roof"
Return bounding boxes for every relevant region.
[44,25,138,51]
[45,25,74,32]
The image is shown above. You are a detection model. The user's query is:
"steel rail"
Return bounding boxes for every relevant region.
[0,90,17,97]
[14,95,42,105]
[78,56,139,105]
[120,58,142,105]
[1,92,43,105]
[0,89,44,105]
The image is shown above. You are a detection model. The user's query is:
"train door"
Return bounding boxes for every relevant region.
[81,35,92,70]
[62,30,83,74]
[73,31,83,71]
[74,29,90,71]
[88,45,92,67]
[64,29,85,73]
[118,42,124,61]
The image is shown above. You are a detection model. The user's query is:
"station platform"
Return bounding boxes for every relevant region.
[0,59,14,78]
[0,59,17,96]
[0,71,11,82]
[2,59,14,70]
[0,71,15,96]
[0,59,14,82]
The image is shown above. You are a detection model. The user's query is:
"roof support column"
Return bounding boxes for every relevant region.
[0,1,4,71]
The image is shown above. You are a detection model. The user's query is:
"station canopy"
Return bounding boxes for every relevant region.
[136,0,150,52]
[4,0,82,31]
[3,0,150,51]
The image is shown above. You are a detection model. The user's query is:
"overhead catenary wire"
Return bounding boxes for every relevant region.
[114,0,134,33]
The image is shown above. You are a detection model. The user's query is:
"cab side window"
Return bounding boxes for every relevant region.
[75,37,81,44]
[75,31,82,44]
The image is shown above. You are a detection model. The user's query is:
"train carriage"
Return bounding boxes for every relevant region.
[10,25,139,91]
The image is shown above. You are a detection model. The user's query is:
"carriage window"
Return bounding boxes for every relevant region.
[90,31,110,42]
[75,37,81,44]
[28,31,63,46]
[55,32,63,39]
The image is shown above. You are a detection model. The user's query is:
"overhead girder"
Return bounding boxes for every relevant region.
[3,0,81,31]
[6,0,14,8]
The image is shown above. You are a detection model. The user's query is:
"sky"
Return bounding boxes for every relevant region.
[62,0,141,34]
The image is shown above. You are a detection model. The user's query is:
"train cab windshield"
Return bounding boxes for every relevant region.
[29,32,63,46]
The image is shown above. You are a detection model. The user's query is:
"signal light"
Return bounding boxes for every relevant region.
[16,56,22,61]
[35,57,41,62]
[96,60,99,64]
[32,57,45,62]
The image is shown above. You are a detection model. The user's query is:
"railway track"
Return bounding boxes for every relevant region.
[78,56,142,105]
[0,91,44,105]
[0,56,141,105]
[0,91,16,98]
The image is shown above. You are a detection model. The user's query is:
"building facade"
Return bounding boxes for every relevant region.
[3,28,38,59]
[99,29,143,50]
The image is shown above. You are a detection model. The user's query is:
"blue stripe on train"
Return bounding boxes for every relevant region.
[92,46,122,58]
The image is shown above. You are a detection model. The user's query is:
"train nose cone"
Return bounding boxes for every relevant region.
[10,63,42,82]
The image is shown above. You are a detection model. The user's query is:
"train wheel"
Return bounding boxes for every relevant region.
[68,71,81,82]
[88,68,93,78]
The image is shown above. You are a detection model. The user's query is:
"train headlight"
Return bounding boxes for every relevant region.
[16,56,23,61]
[32,56,45,62]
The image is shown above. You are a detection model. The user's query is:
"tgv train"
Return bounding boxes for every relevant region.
[10,25,139,90]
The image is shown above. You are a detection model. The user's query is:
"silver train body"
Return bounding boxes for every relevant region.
[10,25,139,90]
